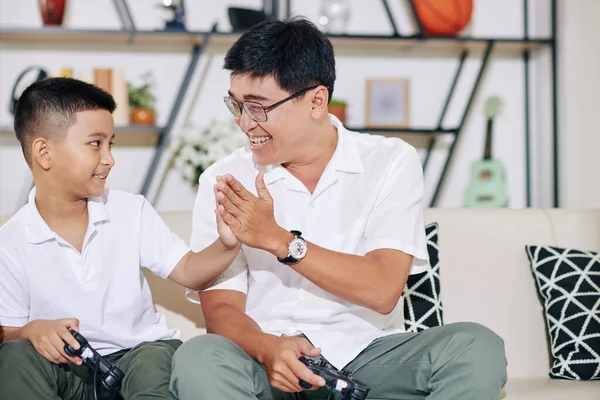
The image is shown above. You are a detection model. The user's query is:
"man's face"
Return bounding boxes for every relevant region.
[227,74,314,166]
[49,109,115,198]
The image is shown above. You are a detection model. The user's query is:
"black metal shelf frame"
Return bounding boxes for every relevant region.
[1,0,557,207]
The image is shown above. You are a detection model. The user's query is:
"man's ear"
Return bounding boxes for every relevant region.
[310,86,330,118]
[32,137,52,171]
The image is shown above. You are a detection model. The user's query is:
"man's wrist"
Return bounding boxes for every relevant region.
[268,227,295,259]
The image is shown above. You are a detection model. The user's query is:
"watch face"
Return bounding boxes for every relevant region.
[289,238,307,259]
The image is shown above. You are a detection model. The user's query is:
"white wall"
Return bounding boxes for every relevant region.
[0,0,567,216]
[557,0,600,208]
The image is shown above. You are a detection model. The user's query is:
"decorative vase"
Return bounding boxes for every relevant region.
[328,104,346,124]
[412,0,473,36]
[130,107,156,126]
[38,0,67,26]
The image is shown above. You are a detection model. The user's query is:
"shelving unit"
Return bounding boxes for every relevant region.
[0,0,558,207]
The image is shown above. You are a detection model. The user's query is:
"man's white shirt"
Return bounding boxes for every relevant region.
[0,188,189,355]
[188,115,430,369]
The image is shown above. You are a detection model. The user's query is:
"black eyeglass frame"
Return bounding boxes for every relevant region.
[223,84,321,122]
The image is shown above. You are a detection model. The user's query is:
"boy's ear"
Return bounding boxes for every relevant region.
[310,86,330,118]
[32,137,52,170]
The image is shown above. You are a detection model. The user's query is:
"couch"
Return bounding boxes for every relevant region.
[2,208,599,399]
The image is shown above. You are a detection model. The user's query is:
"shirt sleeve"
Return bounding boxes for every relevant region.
[185,170,248,304]
[362,145,430,275]
[0,250,29,327]
[139,196,191,279]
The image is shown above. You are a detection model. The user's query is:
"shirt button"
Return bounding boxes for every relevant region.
[309,202,315,208]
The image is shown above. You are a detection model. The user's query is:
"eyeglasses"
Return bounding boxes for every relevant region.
[223,85,320,122]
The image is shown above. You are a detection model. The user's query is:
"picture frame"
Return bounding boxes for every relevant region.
[365,78,410,128]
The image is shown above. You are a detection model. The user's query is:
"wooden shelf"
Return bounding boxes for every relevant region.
[0,125,162,147]
[346,127,456,148]
[0,28,552,56]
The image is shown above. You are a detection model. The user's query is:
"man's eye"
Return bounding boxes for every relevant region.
[91,141,100,147]
[109,142,114,149]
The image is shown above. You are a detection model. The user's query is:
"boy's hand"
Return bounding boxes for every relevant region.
[215,177,239,250]
[22,318,83,365]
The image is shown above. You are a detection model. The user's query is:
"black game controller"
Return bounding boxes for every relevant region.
[299,355,370,400]
[64,329,124,400]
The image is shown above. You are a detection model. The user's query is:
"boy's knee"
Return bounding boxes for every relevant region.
[0,339,41,367]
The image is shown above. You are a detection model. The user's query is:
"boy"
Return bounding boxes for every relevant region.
[0,77,240,399]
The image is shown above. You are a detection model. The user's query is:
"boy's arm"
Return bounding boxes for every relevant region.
[0,326,21,342]
[168,240,241,291]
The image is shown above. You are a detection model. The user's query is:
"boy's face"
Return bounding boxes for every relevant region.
[47,109,115,199]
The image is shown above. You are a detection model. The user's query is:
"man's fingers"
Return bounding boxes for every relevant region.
[216,190,241,216]
[46,345,67,364]
[255,172,273,203]
[291,360,326,388]
[271,372,301,393]
[225,174,251,199]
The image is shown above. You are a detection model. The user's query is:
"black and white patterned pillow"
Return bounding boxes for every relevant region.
[403,222,443,332]
[526,245,600,380]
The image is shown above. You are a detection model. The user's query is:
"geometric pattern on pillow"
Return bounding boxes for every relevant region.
[526,245,600,380]
[403,222,443,332]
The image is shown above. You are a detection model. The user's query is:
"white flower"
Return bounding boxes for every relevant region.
[173,119,248,186]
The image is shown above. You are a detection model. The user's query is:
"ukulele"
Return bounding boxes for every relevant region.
[463,96,508,208]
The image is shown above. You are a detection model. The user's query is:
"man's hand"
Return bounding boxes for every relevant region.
[21,319,82,365]
[260,336,326,392]
[214,179,239,250]
[215,173,287,252]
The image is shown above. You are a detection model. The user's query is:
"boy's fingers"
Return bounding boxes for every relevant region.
[58,329,79,350]
[60,318,79,331]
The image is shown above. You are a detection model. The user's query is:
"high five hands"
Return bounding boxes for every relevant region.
[214,172,289,253]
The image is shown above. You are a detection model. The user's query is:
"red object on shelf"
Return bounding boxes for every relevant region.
[38,0,67,26]
[413,0,473,36]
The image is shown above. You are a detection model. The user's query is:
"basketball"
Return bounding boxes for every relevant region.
[412,0,473,36]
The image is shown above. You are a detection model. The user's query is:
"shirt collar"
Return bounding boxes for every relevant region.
[25,187,110,244]
[261,114,364,184]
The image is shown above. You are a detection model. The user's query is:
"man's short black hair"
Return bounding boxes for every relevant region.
[224,17,336,103]
[14,77,116,165]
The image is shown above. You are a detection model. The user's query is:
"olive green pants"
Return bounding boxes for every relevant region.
[170,322,507,400]
[0,338,181,400]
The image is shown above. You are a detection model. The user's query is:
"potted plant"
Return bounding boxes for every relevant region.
[328,98,347,124]
[127,71,156,125]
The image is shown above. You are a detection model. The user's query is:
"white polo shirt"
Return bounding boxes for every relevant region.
[187,115,430,369]
[0,188,189,355]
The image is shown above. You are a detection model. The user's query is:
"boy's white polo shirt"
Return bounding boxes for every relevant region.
[0,188,189,355]
[187,115,431,370]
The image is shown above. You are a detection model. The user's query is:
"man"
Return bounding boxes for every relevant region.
[170,17,507,400]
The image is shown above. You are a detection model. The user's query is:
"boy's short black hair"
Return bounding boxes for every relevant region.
[13,77,116,166]
[224,17,336,103]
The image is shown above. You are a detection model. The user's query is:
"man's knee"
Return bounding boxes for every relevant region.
[445,322,507,380]
[172,334,247,378]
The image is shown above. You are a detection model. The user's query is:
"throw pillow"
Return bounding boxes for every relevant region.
[403,222,443,332]
[526,245,600,380]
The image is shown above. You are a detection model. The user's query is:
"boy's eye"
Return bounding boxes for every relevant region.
[109,142,114,149]
[91,141,100,147]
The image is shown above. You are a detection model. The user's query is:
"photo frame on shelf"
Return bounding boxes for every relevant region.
[365,78,410,128]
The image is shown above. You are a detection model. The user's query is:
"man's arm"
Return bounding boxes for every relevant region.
[215,148,428,315]
[271,237,412,315]
[199,289,272,361]
[200,289,325,392]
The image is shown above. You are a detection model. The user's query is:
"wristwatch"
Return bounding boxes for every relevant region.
[277,230,308,265]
